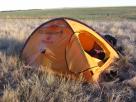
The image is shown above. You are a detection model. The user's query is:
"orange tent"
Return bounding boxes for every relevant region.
[21,17,119,82]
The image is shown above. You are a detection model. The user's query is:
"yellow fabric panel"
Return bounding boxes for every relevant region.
[84,52,103,68]
[66,35,91,73]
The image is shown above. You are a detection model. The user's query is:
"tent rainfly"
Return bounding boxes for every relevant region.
[21,17,119,82]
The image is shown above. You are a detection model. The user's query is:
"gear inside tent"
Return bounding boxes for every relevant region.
[21,17,119,82]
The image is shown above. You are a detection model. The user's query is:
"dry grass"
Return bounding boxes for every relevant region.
[0,19,136,102]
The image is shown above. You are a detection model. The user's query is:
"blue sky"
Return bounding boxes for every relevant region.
[0,0,136,11]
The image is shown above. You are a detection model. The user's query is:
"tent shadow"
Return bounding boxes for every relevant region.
[0,37,24,57]
[0,38,25,96]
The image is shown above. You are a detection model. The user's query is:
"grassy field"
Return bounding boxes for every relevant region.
[0,6,136,20]
[0,7,136,102]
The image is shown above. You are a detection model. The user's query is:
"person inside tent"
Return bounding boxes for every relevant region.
[79,30,106,60]
[79,30,119,61]
[86,33,124,61]
[87,34,118,60]
[86,44,106,60]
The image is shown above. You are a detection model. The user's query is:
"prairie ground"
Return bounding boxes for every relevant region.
[0,19,136,102]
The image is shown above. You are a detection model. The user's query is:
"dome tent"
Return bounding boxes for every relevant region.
[21,17,119,82]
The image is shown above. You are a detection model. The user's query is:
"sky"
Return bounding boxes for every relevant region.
[0,0,136,11]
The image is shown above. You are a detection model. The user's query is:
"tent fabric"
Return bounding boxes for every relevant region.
[78,30,95,51]
[21,17,119,82]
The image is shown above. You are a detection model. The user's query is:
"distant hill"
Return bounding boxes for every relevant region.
[0,6,136,20]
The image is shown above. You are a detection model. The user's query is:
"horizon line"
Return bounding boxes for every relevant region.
[0,5,136,12]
